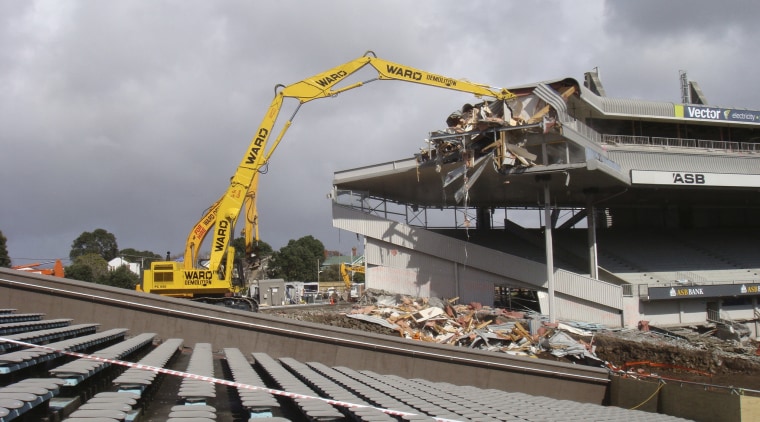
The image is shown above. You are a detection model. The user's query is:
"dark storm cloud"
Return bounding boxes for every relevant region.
[604,0,760,39]
[1,0,756,266]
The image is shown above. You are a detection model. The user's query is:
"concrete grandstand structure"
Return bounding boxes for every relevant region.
[331,70,760,332]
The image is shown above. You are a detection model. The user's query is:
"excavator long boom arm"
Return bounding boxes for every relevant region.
[206,52,516,272]
[141,51,516,303]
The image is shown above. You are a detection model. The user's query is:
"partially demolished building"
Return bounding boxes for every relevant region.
[332,70,760,331]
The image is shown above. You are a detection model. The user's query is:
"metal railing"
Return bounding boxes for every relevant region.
[674,271,707,285]
[601,134,649,146]
[706,308,722,323]
[562,120,603,144]
[650,137,697,148]
[602,134,759,154]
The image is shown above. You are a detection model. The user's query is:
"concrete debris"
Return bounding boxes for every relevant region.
[343,313,398,330]
[547,331,603,365]
[347,291,604,366]
[557,322,593,337]
[715,321,751,342]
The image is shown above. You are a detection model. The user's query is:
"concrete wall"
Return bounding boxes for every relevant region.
[366,237,626,326]
[365,239,511,305]
[622,296,642,328]
[639,300,688,325]
[679,299,709,324]
[538,292,623,327]
[741,396,760,422]
[610,376,746,422]
[723,305,758,322]
[659,383,741,422]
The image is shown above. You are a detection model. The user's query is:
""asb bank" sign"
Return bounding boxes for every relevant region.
[631,170,760,188]
[648,284,760,300]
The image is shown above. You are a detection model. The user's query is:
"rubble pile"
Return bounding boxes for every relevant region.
[346,290,604,366]
[268,292,760,389]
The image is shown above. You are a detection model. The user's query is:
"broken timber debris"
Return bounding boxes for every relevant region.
[415,94,562,181]
[413,93,565,205]
[345,291,604,366]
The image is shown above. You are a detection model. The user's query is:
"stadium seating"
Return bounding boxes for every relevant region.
[0,308,692,421]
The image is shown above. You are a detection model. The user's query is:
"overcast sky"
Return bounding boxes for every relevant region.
[2,0,759,266]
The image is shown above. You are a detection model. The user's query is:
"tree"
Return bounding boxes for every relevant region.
[64,252,139,289]
[322,264,340,282]
[100,265,139,289]
[70,229,119,261]
[64,263,94,282]
[65,253,109,282]
[0,230,10,267]
[231,237,273,260]
[252,240,274,260]
[352,270,365,283]
[267,235,324,281]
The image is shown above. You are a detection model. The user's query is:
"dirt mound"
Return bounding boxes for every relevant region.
[593,330,760,390]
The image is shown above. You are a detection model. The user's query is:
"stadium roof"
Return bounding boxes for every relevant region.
[334,76,760,210]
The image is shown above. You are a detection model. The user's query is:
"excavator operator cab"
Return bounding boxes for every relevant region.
[199,258,245,290]
[198,258,245,290]
[247,253,262,271]
[230,258,246,289]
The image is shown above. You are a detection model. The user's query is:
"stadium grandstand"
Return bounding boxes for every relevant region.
[331,69,760,333]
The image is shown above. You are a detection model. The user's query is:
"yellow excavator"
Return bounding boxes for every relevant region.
[137,172,262,309]
[138,51,518,311]
[340,258,365,300]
